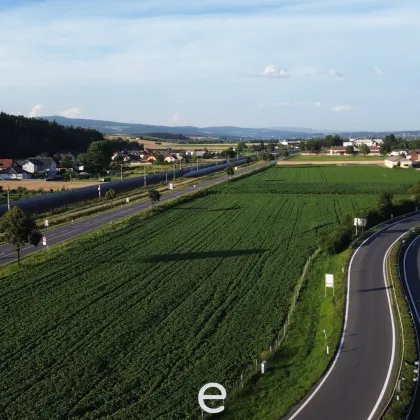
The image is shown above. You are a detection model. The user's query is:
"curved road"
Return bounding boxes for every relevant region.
[0,161,271,266]
[287,214,420,420]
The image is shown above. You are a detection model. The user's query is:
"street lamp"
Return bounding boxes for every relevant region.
[143,165,147,187]
[120,164,123,181]
[173,162,176,181]
[98,174,101,199]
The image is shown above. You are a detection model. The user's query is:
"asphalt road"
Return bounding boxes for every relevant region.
[286,214,420,420]
[0,161,272,266]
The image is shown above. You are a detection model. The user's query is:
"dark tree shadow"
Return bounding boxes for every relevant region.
[144,249,266,262]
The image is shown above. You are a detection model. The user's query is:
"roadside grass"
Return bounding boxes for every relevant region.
[383,228,420,420]
[219,249,349,419]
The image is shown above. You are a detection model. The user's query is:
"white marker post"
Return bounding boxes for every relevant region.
[42,236,47,249]
[44,219,49,228]
[126,197,130,204]
[325,274,334,298]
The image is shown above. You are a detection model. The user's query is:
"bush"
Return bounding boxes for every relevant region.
[105,188,116,200]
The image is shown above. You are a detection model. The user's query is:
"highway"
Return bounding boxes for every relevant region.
[0,161,272,266]
[286,214,420,420]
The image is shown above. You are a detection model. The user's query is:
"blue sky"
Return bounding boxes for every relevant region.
[0,0,419,131]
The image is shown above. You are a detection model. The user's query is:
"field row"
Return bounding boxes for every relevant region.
[0,191,372,419]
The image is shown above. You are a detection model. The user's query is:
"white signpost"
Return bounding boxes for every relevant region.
[325,274,334,298]
[169,183,174,190]
[126,197,130,203]
[44,219,49,228]
[42,236,47,247]
[354,218,367,235]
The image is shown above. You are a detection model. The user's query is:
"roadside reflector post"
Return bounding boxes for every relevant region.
[44,219,49,228]
[261,361,268,374]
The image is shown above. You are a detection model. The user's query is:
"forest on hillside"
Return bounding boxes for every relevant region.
[0,113,104,158]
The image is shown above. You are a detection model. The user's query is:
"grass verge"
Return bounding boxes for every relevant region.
[218,249,349,419]
[382,227,420,419]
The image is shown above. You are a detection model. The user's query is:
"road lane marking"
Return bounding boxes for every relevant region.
[288,215,420,420]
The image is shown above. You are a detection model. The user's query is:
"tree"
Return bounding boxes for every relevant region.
[156,154,165,163]
[77,153,88,165]
[105,188,116,200]
[378,192,393,219]
[60,155,74,168]
[359,144,370,156]
[86,140,113,174]
[345,145,354,155]
[246,156,252,164]
[226,166,234,178]
[236,141,248,153]
[0,207,42,264]
[148,189,161,205]
[113,154,123,163]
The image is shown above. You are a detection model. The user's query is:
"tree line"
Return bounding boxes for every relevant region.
[0,112,104,158]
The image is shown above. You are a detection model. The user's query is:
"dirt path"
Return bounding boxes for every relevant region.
[0,180,97,191]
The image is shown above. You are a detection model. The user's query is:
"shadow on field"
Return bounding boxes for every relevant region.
[144,249,266,262]
[174,206,242,212]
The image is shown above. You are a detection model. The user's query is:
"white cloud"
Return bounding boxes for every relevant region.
[331,104,353,112]
[374,65,382,75]
[171,112,180,124]
[303,67,343,77]
[258,102,265,108]
[262,65,290,78]
[28,104,43,117]
[176,100,186,105]
[314,101,322,107]
[58,107,82,118]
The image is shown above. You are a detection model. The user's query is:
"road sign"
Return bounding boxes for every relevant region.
[42,236,47,246]
[325,274,334,297]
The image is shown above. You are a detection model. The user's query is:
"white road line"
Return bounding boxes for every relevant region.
[288,216,419,420]
[367,232,406,420]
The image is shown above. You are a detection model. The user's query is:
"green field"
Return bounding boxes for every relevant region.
[290,155,385,161]
[0,165,418,419]
[220,164,420,195]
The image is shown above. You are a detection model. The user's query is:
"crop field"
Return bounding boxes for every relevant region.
[220,164,420,195]
[0,165,413,419]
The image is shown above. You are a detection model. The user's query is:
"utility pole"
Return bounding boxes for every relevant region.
[165,171,168,182]
[7,185,10,210]
[173,162,176,181]
[120,164,123,181]
[98,175,101,199]
[143,165,147,187]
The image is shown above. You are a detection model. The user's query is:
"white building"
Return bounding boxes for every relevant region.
[22,158,57,176]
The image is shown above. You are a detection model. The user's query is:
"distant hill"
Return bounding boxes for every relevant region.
[40,116,420,140]
[40,116,331,139]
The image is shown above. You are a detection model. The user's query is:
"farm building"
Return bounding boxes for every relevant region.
[385,156,401,168]
[384,156,413,168]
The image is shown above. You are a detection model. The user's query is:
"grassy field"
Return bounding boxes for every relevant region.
[0,165,417,419]
[290,154,385,161]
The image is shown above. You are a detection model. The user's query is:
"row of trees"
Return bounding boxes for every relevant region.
[0,112,104,158]
[322,187,419,255]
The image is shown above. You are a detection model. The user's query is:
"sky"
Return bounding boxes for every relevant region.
[0,0,419,131]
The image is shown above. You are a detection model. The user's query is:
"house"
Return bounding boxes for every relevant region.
[164,154,177,163]
[352,138,383,147]
[368,146,381,156]
[329,146,347,155]
[410,152,420,162]
[400,159,413,168]
[385,156,402,168]
[22,157,57,176]
[143,154,157,162]
[389,150,407,157]
[0,159,13,173]
[0,159,31,179]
